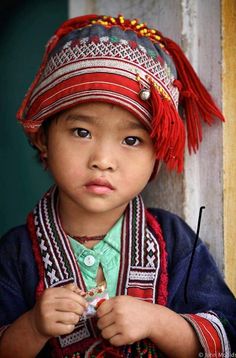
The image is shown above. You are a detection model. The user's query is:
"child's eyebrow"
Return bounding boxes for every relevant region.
[64,114,94,123]
[64,113,147,131]
[124,121,147,131]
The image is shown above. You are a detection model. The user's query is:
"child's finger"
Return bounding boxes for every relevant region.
[62,283,86,296]
[51,322,76,337]
[56,311,80,325]
[96,298,113,318]
[96,298,106,309]
[52,288,88,309]
[55,298,87,316]
[99,323,119,341]
[97,310,115,330]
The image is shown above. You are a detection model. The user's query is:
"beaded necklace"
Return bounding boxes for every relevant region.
[68,234,106,245]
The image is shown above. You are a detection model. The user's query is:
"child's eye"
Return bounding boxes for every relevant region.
[73,128,91,138]
[123,136,141,146]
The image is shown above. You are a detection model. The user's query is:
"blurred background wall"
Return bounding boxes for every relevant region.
[0,0,67,235]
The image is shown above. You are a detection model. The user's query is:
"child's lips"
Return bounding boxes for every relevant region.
[84,178,115,194]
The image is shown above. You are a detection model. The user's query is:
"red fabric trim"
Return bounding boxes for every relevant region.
[29,71,144,106]
[127,287,154,301]
[26,72,150,125]
[27,213,45,297]
[185,314,222,355]
[145,210,168,306]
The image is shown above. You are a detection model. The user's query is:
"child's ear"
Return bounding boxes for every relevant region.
[32,127,48,155]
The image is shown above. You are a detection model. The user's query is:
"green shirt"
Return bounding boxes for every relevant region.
[69,217,122,297]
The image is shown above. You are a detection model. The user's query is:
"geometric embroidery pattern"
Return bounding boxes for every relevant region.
[33,38,178,109]
[117,195,160,302]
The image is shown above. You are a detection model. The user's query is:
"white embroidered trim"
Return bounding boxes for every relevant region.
[58,325,90,347]
[182,312,231,357]
[197,312,231,357]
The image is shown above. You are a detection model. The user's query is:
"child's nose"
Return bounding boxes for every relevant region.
[88,145,117,172]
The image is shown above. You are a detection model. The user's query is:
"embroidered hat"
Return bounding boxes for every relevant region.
[17,14,224,172]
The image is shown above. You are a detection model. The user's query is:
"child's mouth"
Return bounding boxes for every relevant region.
[84,178,114,194]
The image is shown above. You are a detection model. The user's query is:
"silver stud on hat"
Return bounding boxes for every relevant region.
[139,88,151,101]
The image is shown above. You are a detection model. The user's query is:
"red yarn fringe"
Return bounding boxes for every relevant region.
[163,37,225,153]
[150,83,185,172]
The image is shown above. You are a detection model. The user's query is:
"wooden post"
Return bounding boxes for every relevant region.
[222,0,236,294]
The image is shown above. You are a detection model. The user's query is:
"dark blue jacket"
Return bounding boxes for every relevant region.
[1,209,236,356]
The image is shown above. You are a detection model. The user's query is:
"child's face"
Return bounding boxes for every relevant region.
[35,102,156,218]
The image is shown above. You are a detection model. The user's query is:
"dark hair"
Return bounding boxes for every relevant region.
[29,115,58,165]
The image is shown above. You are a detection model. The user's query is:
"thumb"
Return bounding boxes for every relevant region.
[63,282,86,296]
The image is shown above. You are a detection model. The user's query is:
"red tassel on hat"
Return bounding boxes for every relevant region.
[149,82,185,172]
[163,37,225,153]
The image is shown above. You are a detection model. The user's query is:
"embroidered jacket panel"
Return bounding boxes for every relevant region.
[0,208,236,356]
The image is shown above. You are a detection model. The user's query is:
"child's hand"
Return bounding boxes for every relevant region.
[29,283,88,339]
[96,295,154,346]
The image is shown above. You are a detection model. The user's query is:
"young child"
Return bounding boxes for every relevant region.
[0,14,235,358]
